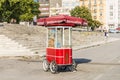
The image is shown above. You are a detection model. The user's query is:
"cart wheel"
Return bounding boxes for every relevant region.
[43,59,49,72]
[50,61,58,74]
[69,60,77,72]
[72,60,77,69]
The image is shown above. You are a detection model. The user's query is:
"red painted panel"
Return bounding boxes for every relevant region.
[56,49,64,57]
[55,49,64,64]
[46,48,72,65]
[46,48,55,63]
[63,49,72,65]
[56,57,63,65]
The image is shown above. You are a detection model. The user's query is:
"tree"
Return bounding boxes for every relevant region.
[90,20,103,31]
[0,0,12,22]
[19,0,40,22]
[93,20,102,28]
[70,6,102,30]
[70,6,92,22]
[0,0,40,23]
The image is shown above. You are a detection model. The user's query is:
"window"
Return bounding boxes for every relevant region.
[94,0,97,4]
[40,8,49,10]
[93,13,97,16]
[88,0,91,8]
[100,0,102,4]
[100,12,102,16]
[99,6,103,10]
[94,16,97,19]
[118,0,120,3]
[110,12,113,16]
[82,0,85,5]
[118,9,120,14]
[88,4,91,9]
[118,24,120,26]
[110,5,113,10]
[94,9,97,13]
[39,0,49,3]
[89,0,91,5]
[40,4,49,6]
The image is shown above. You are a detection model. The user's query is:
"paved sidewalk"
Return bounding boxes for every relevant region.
[0,34,119,58]
[73,37,120,50]
[0,40,120,80]
[40,37,120,57]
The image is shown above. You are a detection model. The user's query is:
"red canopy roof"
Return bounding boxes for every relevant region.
[37,15,88,27]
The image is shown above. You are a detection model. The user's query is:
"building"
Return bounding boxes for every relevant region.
[79,0,106,29]
[37,0,80,17]
[38,0,50,18]
[49,0,62,16]
[62,0,80,15]
[106,0,119,29]
[62,0,80,9]
[79,0,120,29]
[50,0,62,8]
[49,0,79,16]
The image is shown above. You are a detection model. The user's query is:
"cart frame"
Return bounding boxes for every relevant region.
[43,26,77,73]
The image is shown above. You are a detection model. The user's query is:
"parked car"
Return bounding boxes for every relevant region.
[109,29,120,33]
[116,27,120,31]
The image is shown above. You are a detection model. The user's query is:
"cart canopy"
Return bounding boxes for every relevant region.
[37,15,87,27]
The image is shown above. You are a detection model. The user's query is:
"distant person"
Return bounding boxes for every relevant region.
[33,16,37,25]
[104,30,109,38]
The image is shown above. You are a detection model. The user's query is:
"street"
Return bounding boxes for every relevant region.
[0,33,120,80]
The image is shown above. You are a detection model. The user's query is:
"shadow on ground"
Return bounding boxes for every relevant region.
[56,58,92,73]
[74,58,92,64]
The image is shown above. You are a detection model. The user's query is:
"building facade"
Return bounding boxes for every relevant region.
[118,0,120,27]
[106,0,119,29]
[37,0,120,29]
[79,0,120,29]
[49,0,62,16]
[79,0,106,29]
[62,0,80,15]
[49,0,80,16]
[38,0,50,18]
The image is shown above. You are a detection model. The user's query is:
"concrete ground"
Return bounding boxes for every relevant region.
[0,33,120,80]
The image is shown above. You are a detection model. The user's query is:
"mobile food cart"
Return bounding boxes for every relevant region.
[37,15,87,74]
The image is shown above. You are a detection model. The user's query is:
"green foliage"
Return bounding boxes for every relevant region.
[20,13,34,21]
[70,6,92,21]
[70,6,102,30]
[89,20,102,31]
[93,20,102,28]
[0,0,40,22]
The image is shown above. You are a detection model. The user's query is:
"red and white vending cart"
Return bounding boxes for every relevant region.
[37,15,87,73]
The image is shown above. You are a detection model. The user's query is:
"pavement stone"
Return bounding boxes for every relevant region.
[0,24,120,59]
[0,34,120,58]
[73,37,120,50]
